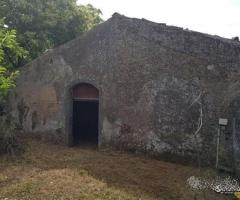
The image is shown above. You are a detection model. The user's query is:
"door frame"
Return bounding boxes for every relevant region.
[64,80,102,147]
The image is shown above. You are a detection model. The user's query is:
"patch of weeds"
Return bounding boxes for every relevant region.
[0,174,8,182]
[0,181,39,199]
[93,187,137,200]
[78,169,89,176]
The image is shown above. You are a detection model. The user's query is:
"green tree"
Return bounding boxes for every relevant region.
[0,18,27,154]
[0,0,102,61]
[0,18,27,103]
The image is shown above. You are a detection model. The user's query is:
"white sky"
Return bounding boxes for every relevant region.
[77,0,240,39]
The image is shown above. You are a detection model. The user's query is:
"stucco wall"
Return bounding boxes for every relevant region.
[10,14,240,170]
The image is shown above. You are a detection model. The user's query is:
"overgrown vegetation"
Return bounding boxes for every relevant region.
[0,18,27,154]
[0,120,20,154]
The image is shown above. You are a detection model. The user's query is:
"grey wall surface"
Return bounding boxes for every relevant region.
[10,13,240,171]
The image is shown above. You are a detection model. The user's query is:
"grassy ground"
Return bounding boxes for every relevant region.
[0,139,234,200]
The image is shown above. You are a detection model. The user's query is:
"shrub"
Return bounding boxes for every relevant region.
[0,118,22,155]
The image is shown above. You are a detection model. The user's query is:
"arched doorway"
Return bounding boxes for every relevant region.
[71,83,99,146]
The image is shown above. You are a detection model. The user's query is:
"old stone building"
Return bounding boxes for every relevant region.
[10,13,240,173]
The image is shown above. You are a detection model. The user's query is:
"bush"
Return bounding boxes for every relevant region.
[0,118,22,155]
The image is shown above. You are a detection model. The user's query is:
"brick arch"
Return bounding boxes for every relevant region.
[72,83,99,100]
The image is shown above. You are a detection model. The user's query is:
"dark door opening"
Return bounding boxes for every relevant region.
[71,83,99,146]
[72,100,99,145]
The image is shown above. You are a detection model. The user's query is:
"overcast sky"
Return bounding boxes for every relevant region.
[78,0,240,39]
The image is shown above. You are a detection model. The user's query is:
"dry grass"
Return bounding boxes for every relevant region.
[0,138,233,200]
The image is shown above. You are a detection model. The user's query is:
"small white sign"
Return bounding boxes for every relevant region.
[219,118,228,126]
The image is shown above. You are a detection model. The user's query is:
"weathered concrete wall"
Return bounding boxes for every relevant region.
[10,13,240,169]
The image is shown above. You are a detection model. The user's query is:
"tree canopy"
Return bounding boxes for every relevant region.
[0,0,103,61]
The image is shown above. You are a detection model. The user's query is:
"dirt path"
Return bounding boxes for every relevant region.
[0,140,232,200]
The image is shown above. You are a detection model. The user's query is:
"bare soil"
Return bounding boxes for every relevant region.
[0,139,233,200]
